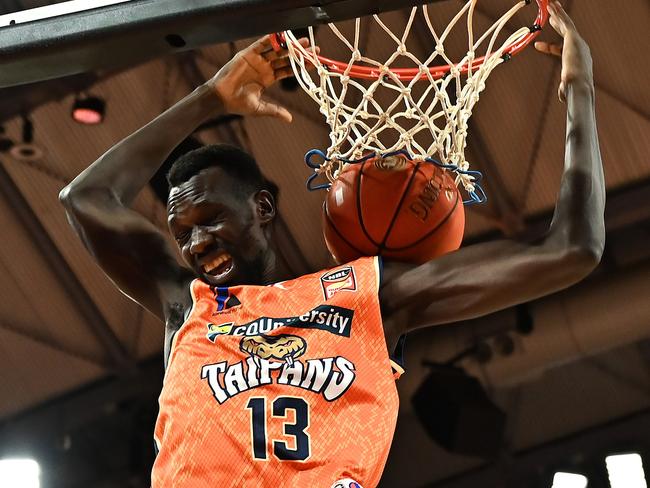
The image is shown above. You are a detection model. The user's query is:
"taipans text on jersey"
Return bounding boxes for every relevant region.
[202,353,356,403]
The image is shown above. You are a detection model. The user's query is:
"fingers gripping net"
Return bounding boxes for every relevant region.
[281,0,547,203]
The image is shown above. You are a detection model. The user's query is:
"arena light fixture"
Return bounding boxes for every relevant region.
[606,453,648,488]
[551,472,588,488]
[9,115,44,161]
[0,459,40,488]
[71,95,106,125]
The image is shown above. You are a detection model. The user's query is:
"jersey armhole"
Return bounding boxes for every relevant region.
[375,256,406,380]
[165,279,199,372]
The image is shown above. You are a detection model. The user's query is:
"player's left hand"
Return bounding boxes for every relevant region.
[208,35,317,123]
[534,1,593,103]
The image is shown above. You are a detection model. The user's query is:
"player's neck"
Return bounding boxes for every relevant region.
[258,246,296,285]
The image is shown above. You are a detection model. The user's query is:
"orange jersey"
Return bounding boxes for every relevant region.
[152,257,404,488]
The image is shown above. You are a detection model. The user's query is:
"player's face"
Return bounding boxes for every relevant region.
[167,167,273,287]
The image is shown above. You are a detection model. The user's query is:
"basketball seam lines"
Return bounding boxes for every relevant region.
[356,161,382,250]
[378,161,422,252]
[383,187,460,251]
[323,202,368,258]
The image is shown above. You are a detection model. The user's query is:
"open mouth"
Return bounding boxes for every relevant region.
[200,251,235,282]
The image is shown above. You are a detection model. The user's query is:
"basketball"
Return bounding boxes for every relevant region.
[323,155,465,264]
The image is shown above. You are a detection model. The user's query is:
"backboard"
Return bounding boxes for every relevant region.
[0,0,447,87]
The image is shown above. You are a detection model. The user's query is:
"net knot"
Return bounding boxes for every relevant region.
[352,50,362,61]
[397,43,408,55]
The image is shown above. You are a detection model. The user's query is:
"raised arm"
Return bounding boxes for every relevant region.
[379,2,605,333]
[60,36,301,320]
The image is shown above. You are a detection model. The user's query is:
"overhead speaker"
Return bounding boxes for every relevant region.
[412,365,506,458]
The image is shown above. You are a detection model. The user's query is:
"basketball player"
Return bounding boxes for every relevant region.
[60,2,604,487]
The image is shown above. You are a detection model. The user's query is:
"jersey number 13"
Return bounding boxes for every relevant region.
[246,397,310,461]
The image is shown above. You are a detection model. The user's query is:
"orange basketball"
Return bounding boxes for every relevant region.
[322,155,465,264]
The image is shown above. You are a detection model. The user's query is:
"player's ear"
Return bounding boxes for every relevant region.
[255,189,276,224]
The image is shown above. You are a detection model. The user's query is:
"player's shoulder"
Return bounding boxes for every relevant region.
[296,256,380,285]
[380,257,419,283]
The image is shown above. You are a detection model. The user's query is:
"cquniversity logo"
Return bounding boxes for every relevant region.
[331,479,363,488]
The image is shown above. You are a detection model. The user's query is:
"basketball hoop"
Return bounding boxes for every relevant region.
[274,0,548,204]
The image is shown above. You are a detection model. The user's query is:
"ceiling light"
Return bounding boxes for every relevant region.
[0,458,40,488]
[551,472,588,488]
[606,453,647,488]
[71,95,105,125]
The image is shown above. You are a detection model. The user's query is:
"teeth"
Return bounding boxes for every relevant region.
[203,254,231,274]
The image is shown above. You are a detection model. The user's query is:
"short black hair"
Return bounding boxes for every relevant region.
[166,144,279,202]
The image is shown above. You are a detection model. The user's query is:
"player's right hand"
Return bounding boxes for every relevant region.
[534,1,593,103]
[207,35,315,123]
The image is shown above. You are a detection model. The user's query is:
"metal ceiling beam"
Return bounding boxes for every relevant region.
[516,62,560,208]
[0,0,447,88]
[596,82,650,122]
[0,161,134,374]
[464,176,650,245]
[0,318,109,368]
[464,0,649,123]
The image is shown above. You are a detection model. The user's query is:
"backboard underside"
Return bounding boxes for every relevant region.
[0,0,447,88]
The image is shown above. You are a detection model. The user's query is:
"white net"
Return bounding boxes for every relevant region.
[281,0,546,202]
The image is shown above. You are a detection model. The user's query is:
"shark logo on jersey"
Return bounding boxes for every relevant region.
[240,334,307,365]
[201,334,356,404]
[320,266,357,300]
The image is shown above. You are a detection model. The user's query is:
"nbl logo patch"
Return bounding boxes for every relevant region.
[321,266,357,300]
